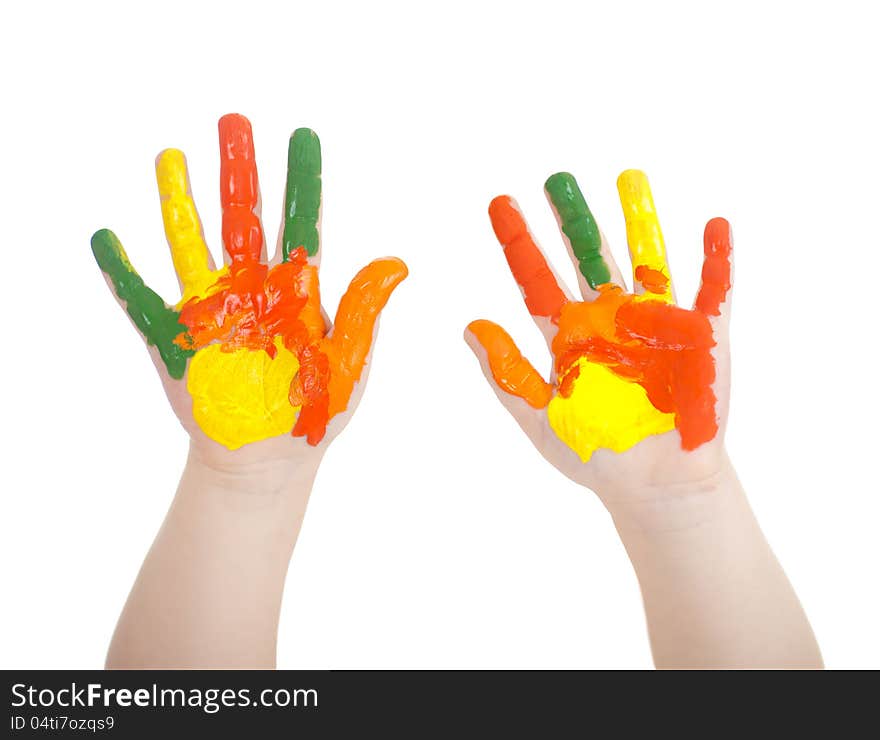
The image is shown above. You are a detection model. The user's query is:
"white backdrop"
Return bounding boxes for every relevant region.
[2,0,877,669]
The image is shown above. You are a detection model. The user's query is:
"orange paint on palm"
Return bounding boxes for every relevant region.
[177,248,407,445]
[489,196,568,321]
[176,248,331,443]
[467,320,554,408]
[552,284,718,450]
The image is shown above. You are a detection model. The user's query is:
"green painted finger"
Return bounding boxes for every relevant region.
[545,172,611,289]
[90,229,193,379]
[282,128,322,260]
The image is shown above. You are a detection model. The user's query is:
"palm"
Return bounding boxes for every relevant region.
[92,114,406,455]
[466,170,732,501]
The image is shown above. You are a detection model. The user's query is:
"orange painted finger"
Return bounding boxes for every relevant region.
[218,113,263,263]
[488,196,568,321]
[467,319,554,409]
[324,258,409,416]
[695,217,732,316]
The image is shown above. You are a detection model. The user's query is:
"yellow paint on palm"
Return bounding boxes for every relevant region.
[155,149,227,306]
[617,170,674,303]
[547,358,675,462]
[187,338,302,450]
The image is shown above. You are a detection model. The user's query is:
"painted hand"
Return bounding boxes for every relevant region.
[92,114,407,453]
[465,171,732,498]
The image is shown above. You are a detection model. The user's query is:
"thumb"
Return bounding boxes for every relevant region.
[323,257,408,416]
[464,320,555,434]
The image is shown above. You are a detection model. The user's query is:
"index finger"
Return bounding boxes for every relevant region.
[488,195,570,324]
[218,113,264,264]
[617,170,674,303]
[282,127,322,263]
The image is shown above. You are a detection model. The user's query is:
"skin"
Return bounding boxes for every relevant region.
[466,170,822,668]
[93,114,407,668]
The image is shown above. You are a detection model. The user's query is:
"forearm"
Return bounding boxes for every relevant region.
[106,444,321,669]
[607,455,822,669]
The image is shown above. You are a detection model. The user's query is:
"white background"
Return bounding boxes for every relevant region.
[1,0,878,669]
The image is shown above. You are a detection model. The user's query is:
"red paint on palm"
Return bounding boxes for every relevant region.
[176,247,333,443]
[553,285,719,450]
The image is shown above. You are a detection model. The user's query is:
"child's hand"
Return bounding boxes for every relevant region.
[91,114,407,464]
[466,171,732,503]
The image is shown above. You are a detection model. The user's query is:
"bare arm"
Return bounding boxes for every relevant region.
[608,455,821,668]
[106,446,321,669]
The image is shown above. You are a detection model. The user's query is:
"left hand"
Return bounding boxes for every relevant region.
[91,113,407,467]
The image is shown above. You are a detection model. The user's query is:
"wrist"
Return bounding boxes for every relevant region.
[169,441,323,564]
[603,451,743,539]
[602,456,822,669]
[186,437,324,499]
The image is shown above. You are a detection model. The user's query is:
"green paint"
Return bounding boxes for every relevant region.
[545,172,610,289]
[282,128,322,259]
[90,229,193,379]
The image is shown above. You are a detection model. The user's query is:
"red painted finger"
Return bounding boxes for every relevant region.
[488,196,568,321]
[218,113,263,263]
[695,217,732,316]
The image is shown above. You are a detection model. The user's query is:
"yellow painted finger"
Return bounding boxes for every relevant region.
[616,170,674,303]
[156,149,224,305]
